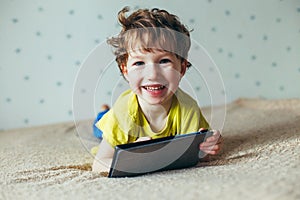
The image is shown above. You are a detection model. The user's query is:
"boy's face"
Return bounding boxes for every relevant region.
[123,49,187,106]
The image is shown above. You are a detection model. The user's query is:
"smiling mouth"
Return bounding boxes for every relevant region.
[142,85,166,91]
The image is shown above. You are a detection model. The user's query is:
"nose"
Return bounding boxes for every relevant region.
[145,63,160,80]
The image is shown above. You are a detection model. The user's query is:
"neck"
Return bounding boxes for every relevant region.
[138,96,174,132]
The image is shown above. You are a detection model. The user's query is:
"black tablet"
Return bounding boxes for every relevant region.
[108,130,213,178]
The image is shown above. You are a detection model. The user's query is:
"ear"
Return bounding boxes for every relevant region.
[121,64,129,80]
[180,60,188,77]
[121,64,127,74]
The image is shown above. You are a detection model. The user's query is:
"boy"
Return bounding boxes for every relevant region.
[92,7,222,172]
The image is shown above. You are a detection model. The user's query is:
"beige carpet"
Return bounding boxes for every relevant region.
[1,98,299,200]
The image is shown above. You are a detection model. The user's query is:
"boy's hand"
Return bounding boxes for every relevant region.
[135,136,151,143]
[199,129,223,155]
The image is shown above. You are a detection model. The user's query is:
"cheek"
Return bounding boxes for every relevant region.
[163,68,182,83]
[126,71,143,90]
[126,71,140,82]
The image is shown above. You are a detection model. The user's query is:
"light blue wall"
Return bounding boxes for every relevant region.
[1,0,300,130]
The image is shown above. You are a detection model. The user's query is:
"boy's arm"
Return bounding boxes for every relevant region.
[92,138,114,173]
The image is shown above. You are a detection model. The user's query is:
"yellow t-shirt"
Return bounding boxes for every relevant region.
[96,88,209,147]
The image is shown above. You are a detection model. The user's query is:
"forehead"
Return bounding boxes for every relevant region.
[128,48,174,58]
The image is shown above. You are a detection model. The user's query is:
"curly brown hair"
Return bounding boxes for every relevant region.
[107,7,192,74]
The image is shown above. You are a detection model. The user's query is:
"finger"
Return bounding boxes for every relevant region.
[201,137,223,147]
[201,142,223,151]
[135,137,151,142]
[200,142,222,152]
[200,148,219,155]
[200,142,219,149]
[201,145,221,154]
[205,136,218,143]
[211,130,221,138]
[205,136,221,144]
[212,130,221,135]
[205,150,219,155]
[206,131,222,142]
[200,144,221,151]
[139,137,151,141]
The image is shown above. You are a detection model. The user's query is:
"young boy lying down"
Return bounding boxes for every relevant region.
[92,7,222,173]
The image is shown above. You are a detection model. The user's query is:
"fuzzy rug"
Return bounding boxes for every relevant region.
[1,98,299,200]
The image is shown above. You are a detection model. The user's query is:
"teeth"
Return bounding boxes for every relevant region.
[145,86,164,91]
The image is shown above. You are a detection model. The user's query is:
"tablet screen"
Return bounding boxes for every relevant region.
[108,130,212,177]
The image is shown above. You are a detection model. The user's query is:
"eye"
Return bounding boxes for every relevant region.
[132,61,145,66]
[159,59,171,64]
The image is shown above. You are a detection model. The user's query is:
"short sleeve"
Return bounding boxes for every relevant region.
[174,88,210,134]
[95,109,129,147]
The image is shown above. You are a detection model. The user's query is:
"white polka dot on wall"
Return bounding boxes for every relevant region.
[225,10,231,16]
[251,55,257,61]
[263,35,268,41]
[272,62,277,67]
[36,31,42,37]
[97,14,103,19]
[56,82,62,87]
[12,18,18,23]
[15,48,21,54]
[250,15,256,20]
[47,55,52,60]
[276,18,281,23]
[66,34,72,39]
[38,7,44,12]
[189,18,195,24]
[24,118,29,124]
[75,61,81,66]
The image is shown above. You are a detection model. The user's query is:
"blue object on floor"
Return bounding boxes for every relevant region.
[93,109,109,139]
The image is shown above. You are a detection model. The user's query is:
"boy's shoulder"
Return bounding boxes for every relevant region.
[112,89,142,121]
[175,88,199,109]
[101,89,137,134]
[112,89,135,112]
